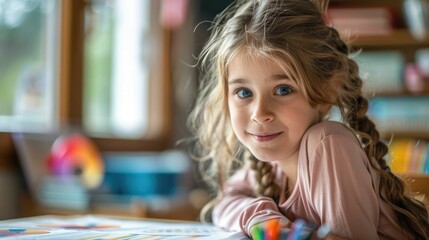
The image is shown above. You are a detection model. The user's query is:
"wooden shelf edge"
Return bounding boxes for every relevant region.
[347,29,429,48]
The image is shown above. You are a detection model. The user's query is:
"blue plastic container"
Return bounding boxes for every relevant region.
[100,150,190,197]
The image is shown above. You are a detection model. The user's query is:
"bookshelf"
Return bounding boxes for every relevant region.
[354,29,429,48]
[329,0,429,206]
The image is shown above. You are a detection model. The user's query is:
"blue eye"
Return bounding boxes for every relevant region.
[235,88,253,99]
[274,85,292,96]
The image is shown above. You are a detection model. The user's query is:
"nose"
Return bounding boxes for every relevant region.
[251,98,274,124]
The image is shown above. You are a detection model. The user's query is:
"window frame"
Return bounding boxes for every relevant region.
[59,0,173,152]
[0,0,173,160]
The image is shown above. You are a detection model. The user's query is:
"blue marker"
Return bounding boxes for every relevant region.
[279,228,290,240]
[316,224,330,240]
[289,219,305,240]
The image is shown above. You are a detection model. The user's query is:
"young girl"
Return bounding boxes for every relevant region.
[188,0,429,239]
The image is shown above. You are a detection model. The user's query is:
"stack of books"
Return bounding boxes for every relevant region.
[389,138,429,174]
[368,96,429,135]
[353,51,405,95]
[327,6,395,37]
[37,176,89,211]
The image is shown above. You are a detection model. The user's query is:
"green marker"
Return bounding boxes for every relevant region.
[252,225,264,240]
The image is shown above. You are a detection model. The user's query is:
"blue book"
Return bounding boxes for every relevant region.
[424,142,429,174]
[368,96,429,133]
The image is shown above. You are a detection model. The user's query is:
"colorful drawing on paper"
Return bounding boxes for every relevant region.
[0,216,248,239]
[0,228,50,237]
[140,227,228,235]
[38,223,119,230]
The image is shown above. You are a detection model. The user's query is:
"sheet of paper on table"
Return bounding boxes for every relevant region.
[0,215,249,240]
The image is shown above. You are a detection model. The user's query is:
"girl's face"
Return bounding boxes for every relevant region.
[227,53,322,163]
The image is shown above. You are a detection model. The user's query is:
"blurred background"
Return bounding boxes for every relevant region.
[0,0,428,221]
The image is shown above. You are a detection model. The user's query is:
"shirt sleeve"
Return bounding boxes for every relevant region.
[212,164,290,236]
[306,132,379,239]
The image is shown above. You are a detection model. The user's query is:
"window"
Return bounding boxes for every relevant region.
[0,0,172,151]
[0,0,60,133]
[84,0,166,139]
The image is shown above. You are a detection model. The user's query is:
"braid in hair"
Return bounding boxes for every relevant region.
[247,154,281,203]
[330,26,429,239]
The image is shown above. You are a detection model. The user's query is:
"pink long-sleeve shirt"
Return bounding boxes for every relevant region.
[212,121,409,239]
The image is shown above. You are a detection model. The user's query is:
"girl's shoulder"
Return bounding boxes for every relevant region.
[306,120,356,138]
[299,121,368,172]
[302,121,359,147]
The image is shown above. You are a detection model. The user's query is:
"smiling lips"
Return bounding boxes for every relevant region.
[250,132,283,141]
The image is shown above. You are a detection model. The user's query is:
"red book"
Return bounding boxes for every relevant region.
[327,7,395,37]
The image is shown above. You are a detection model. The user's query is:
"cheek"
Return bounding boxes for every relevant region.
[229,108,241,127]
[228,103,247,133]
[284,105,320,133]
[308,107,322,124]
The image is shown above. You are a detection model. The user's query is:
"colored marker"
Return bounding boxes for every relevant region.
[265,219,280,240]
[288,219,305,240]
[252,225,264,240]
[301,223,317,240]
[279,228,290,240]
[316,224,330,240]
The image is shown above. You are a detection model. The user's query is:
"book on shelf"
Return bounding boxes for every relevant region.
[327,6,395,37]
[353,51,405,95]
[403,0,429,41]
[368,96,429,134]
[389,138,429,175]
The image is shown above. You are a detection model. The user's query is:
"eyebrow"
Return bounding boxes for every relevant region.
[270,74,290,81]
[228,74,290,85]
[228,78,247,85]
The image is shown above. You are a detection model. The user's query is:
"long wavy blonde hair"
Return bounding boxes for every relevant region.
[187,0,429,238]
